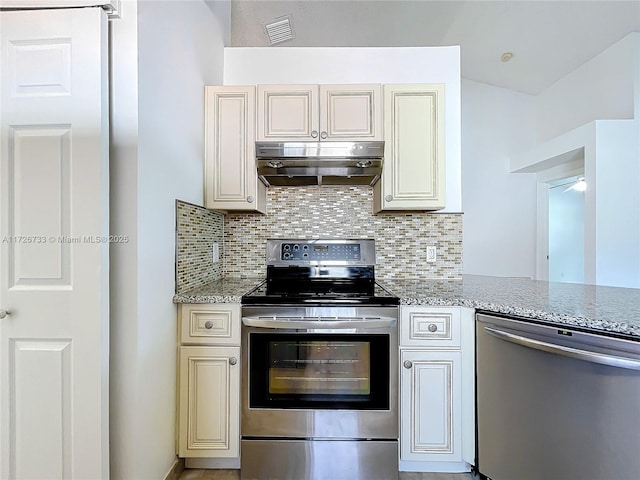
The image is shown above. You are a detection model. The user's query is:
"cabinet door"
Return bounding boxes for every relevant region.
[400,349,462,462]
[257,85,319,141]
[319,84,382,141]
[374,84,445,212]
[178,346,240,458]
[205,86,266,213]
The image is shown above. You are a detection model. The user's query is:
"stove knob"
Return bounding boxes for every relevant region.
[267,160,283,168]
[283,252,291,259]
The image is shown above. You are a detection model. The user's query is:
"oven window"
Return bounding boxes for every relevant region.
[249,333,389,410]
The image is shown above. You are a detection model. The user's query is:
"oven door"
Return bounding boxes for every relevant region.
[241,309,398,440]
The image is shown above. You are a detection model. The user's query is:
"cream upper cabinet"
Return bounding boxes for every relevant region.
[374,84,445,213]
[205,86,266,213]
[257,84,382,142]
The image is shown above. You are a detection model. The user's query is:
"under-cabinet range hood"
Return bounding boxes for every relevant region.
[256,141,384,187]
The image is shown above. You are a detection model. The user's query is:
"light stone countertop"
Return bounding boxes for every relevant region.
[173,278,263,304]
[173,275,640,338]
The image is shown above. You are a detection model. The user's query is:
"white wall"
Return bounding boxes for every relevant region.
[110,1,228,479]
[461,79,537,277]
[223,46,463,212]
[536,33,638,142]
[506,33,640,287]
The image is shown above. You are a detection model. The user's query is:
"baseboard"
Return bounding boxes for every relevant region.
[163,457,185,480]
[185,457,241,469]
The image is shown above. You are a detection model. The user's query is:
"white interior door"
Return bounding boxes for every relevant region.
[0,7,109,479]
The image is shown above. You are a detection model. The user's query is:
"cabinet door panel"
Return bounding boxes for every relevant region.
[257,85,318,141]
[205,86,265,212]
[400,306,461,347]
[375,84,445,212]
[400,350,462,462]
[320,84,382,141]
[178,346,240,458]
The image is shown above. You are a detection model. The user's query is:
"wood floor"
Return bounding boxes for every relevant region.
[179,470,477,480]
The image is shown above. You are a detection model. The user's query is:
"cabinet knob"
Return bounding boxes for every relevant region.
[403,360,413,369]
[428,323,438,332]
[320,131,328,139]
[311,130,319,138]
[204,320,214,330]
[229,357,238,366]
[385,195,393,202]
[247,196,254,203]
[0,309,10,320]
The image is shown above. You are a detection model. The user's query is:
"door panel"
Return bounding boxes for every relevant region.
[0,7,109,479]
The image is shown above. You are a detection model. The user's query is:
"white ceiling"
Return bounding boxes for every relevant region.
[229,0,640,95]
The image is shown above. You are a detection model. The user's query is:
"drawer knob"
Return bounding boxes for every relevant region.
[403,360,413,369]
[385,195,393,202]
[204,320,214,330]
[247,196,254,203]
[428,323,438,332]
[229,357,238,366]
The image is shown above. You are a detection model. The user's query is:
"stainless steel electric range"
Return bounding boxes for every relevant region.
[240,239,399,480]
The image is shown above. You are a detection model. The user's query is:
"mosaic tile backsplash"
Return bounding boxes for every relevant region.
[223,186,462,280]
[175,200,224,293]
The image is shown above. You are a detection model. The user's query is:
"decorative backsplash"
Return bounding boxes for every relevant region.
[175,200,224,293]
[223,186,463,280]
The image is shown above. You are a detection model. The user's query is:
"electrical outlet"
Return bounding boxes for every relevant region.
[212,243,220,263]
[426,246,437,262]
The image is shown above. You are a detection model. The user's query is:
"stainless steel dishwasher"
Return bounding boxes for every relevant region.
[476,312,640,480]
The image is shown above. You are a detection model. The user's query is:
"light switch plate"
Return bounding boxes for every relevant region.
[426,246,437,262]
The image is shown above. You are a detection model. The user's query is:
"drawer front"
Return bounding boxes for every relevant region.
[180,304,241,345]
[400,307,461,347]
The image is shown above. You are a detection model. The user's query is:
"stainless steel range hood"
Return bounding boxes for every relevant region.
[256,141,384,187]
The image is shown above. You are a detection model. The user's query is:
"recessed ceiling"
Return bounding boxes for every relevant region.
[229,0,640,95]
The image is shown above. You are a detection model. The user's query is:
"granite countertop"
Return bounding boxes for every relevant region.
[173,277,263,304]
[383,275,640,337]
[173,275,640,338]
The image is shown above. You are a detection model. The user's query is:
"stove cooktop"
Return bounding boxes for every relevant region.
[241,279,399,306]
[243,239,399,306]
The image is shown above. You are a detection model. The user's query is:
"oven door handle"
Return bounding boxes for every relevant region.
[242,316,397,330]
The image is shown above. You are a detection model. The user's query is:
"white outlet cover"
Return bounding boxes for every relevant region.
[426,246,437,262]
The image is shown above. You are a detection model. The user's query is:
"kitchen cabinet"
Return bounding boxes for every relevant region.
[205,86,266,213]
[399,306,475,472]
[374,84,446,212]
[257,84,382,142]
[177,304,241,461]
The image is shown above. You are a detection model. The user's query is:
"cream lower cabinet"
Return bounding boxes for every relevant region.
[177,304,241,461]
[374,84,446,212]
[205,86,266,213]
[399,306,475,472]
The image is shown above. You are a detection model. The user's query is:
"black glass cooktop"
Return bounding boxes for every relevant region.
[241,266,399,306]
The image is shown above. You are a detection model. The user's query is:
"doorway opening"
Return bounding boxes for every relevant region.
[547,176,585,283]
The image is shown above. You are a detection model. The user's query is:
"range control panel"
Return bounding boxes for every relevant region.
[280,242,361,261]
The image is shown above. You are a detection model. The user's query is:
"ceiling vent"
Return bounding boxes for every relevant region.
[263,15,295,45]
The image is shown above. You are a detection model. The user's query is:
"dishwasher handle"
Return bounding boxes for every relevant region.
[484,325,640,371]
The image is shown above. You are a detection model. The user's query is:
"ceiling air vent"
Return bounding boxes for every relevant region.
[263,15,294,45]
